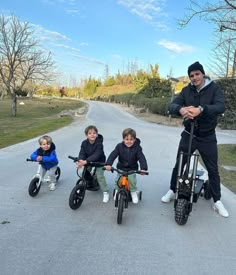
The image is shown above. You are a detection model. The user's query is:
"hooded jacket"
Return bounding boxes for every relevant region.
[169,79,225,137]
[79,134,106,163]
[30,142,59,170]
[106,138,148,171]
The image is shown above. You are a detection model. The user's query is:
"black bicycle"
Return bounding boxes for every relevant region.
[26,158,61,197]
[174,120,211,225]
[68,156,104,210]
[107,167,148,225]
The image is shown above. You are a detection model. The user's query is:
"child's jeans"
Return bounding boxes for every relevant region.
[115,173,137,192]
[41,166,57,183]
[78,167,109,192]
[96,167,109,192]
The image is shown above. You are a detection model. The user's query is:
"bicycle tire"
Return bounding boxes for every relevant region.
[69,179,86,210]
[55,167,61,182]
[28,177,41,197]
[117,193,125,224]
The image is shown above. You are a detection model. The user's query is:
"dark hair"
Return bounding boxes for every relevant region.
[122,128,136,139]
[85,125,98,135]
[188,61,205,76]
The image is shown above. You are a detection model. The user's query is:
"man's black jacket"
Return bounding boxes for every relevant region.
[169,79,225,137]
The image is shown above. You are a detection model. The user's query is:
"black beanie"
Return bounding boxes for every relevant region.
[187,61,205,76]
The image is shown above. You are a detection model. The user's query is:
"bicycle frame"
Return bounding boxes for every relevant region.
[115,174,130,208]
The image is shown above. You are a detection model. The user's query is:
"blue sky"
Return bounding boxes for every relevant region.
[1,0,215,86]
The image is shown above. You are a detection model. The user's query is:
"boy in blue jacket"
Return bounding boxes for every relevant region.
[30,135,59,191]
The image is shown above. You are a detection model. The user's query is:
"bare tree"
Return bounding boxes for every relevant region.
[0,15,55,116]
[178,0,236,78]
[179,0,236,32]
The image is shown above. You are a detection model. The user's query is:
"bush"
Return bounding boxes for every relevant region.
[217,78,236,129]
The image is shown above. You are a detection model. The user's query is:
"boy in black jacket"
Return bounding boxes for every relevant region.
[105,128,148,204]
[77,125,109,203]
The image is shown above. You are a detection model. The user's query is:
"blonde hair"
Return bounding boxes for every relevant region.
[38,135,52,145]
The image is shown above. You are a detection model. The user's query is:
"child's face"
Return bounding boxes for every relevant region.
[40,139,51,151]
[123,135,135,147]
[86,129,97,143]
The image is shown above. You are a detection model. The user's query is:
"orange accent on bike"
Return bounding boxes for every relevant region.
[119,176,130,190]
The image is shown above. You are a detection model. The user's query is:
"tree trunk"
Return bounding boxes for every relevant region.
[11,91,17,116]
[232,50,236,78]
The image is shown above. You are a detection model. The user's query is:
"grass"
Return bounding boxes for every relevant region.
[218,144,236,194]
[0,97,84,148]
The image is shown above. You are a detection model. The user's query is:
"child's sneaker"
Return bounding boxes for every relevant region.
[103,192,109,203]
[131,192,138,204]
[49,183,56,191]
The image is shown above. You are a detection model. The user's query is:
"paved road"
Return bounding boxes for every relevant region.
[0,101,236,275]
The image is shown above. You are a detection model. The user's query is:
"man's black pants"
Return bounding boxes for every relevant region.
[170,131,221,202]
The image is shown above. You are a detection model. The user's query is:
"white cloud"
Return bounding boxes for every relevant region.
[54,44,80,53]
[157,39,195,54]
[32,24,71,42]
[70,53,105,66]
[117,0,168,29]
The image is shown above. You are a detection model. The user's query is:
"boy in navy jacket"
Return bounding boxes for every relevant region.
[105,128,148,204]
[77,125,109,203]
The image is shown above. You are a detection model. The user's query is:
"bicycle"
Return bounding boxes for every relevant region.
[26,158,61,197]
[106,167,148,225]
[68,156,105,210]
[174,120,211,225]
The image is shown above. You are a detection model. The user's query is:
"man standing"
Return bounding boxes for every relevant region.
[161,61,229,218]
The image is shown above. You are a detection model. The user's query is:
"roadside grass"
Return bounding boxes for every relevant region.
[0,97,84,148]
[218,144,236,194]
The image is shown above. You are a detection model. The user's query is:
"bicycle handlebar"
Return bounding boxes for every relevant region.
[26,158,36,162]
[68,156,105,167]
[105,166,148,176]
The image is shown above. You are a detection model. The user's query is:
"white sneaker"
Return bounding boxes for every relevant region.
[161,190,175,203]
[213,201,229,218]
[113,190,118,201]
[49,183,56,191]
[103,192,109,203]
[131,192,138,204]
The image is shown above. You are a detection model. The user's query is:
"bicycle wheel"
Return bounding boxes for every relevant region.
[55,167,61,182]
[69,179,86,210]
[175,199,190,225]
[28,178,41,197]
[117,193,125,224]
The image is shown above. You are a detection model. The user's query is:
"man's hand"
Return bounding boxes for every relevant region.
[179,106,201,120]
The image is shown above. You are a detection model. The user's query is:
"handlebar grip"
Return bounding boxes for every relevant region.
[68,155,79,162]
[26,158,33,161]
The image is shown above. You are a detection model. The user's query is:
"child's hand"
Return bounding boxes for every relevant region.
[104,165,112,171]
[140,170,147,175]
[36,156,42,162]
[77,160,87,168]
